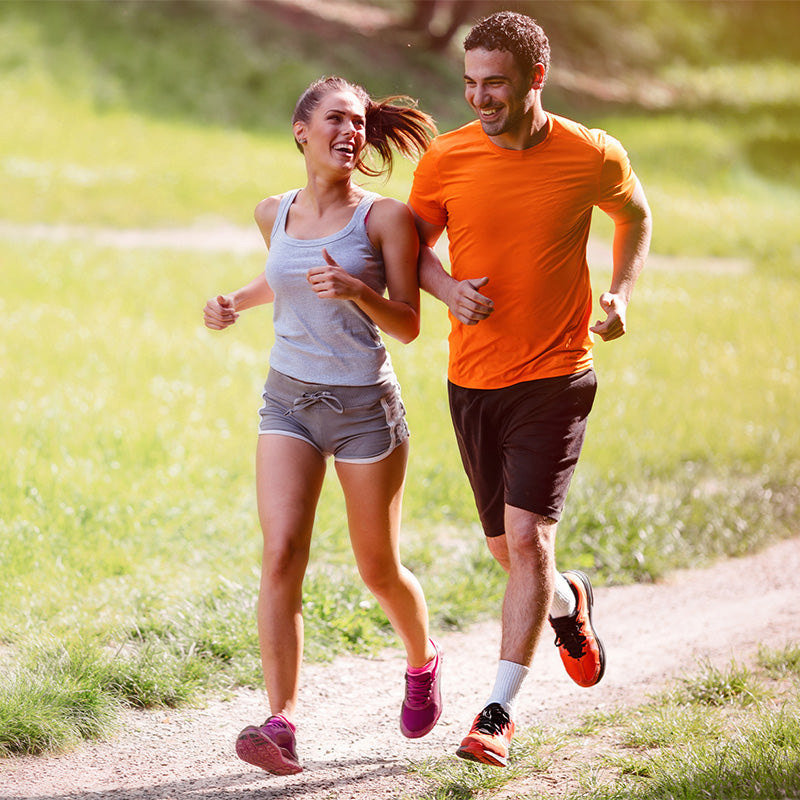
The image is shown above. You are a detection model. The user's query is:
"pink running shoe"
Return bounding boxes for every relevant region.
[235,714,302,775]
[400,640,443,738]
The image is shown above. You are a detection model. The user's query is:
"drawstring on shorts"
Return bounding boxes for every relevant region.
[284,391,344,416]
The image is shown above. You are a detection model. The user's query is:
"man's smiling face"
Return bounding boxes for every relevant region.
[464,47,534,139]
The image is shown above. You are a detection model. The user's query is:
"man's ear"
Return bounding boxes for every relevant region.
[531,63,546,91]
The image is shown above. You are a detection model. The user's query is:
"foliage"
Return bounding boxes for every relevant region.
[582,652,800,800]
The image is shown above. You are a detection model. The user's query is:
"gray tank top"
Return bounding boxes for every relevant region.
[266,189,395,386]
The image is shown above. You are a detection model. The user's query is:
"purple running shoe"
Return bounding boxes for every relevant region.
[400,640,443,738]
[235,714,301,775]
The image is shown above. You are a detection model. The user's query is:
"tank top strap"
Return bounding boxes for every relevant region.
[270,189,302,241]
[351,191,380,229]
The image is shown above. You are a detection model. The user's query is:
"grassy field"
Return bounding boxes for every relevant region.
[411,644,800,799]
[1,0,799,763]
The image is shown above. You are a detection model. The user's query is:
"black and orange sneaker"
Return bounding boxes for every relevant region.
[549,570,606,688]
[455,703,515,767]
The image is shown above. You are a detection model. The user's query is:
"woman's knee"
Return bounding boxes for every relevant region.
[262,535,310,583]
[358,558,403,596]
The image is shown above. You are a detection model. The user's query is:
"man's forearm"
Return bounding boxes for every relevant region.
[610,180,652,301]
[419,244,455,304]
[611,220,650,301]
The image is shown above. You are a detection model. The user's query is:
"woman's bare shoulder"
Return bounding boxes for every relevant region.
[367,195,414,232]
[254,193,286,232]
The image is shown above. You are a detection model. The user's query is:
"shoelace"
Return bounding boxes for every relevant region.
[405,669,434,707]
[262,717,287,734]
[474,703,511,735]
[259,716,295,748]
[551,614,588,658]
[284,391,344,416]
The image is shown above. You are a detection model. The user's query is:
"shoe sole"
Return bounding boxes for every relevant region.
[235,729,302,776]
[566,569,607,686]
[456,742,508,767]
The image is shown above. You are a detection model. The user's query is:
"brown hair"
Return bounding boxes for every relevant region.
[464,11,550,83]
[292,76,437,177]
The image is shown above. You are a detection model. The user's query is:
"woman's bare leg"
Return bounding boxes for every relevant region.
[335,442,434,668]
[255,434,326,720]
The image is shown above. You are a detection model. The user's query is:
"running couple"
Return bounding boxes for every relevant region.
[204,10,651,774]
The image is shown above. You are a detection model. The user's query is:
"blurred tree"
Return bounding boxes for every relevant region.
[401,0,800,66]
[403,0,488,51]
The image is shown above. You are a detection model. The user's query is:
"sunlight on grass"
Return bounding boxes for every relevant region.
[758,642,800,680]
[662,61,800,109]
[0,640,121,756]
[562,648,800,800]
[2,0,800,760]
[0,85,305,226]
[590,113,800,275]
[620,704,724,749]
[672,659,766,707]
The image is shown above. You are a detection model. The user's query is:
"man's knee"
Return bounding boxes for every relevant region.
[505,507,558,559]
[486,533,511,572]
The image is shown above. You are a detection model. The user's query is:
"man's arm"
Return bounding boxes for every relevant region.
[591,177,652,341]
[409,207,495,326]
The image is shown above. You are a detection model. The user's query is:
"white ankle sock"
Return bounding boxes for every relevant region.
[486,660,529,716]
[550,571,577,619]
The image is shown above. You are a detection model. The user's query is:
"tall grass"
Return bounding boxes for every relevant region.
[1,0,799,755]
[570,652,800,800]
[409,647,800,799]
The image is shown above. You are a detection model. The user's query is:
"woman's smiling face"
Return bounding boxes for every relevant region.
[296,89,367,172]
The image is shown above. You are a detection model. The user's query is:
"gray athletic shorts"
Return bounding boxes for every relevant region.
[258,369,409,464]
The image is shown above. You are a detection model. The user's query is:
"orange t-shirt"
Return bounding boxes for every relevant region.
[409,114,637,389]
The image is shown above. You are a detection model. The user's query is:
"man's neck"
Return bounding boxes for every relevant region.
[489,107,550,151]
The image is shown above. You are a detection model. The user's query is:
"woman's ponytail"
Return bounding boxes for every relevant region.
[362,96,437,177]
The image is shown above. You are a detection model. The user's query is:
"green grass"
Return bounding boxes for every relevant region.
[758,642,800,680]
[408,726,554,799]
[594,108,800,278]
[408,647,800,800]
[1,0,800,757]
[568,651,800,800]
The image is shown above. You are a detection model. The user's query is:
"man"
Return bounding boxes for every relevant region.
[408,11,652,767]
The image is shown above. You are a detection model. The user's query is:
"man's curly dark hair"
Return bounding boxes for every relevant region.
[464,11,550,81]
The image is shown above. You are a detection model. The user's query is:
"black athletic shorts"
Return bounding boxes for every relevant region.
[447,368,597,537]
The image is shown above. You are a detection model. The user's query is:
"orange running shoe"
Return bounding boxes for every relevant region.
[456,703,515,767]
[550,570,606,688]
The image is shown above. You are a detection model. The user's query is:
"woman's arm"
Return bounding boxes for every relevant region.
[306,198,421,343]
[203,196,279,330]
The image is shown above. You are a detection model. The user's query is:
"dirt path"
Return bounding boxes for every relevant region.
[2,535,798,800]
[0,220,752,276]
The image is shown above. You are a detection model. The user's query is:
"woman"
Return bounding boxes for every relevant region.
[203,76,441,776]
